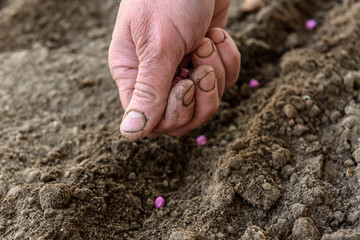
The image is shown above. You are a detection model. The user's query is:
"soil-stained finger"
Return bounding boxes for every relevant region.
[169,66,219,136]
[207,28,241,89]
[191,38,226,98]
[152,79,195,134]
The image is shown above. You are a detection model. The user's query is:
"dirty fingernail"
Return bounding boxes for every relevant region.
[121,110,147,133]
[183,84,195,106]
[210,29,226,44]
[199,72,216,92]
[196,41,214,58]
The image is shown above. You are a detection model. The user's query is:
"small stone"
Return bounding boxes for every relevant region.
[28,197,36,205]
[329,110,342,123]
[227,226,235,234]
[44,209,56,218]
[322,229,360,240]
[6,186,23,198]
[346,168,353,179]
[344,72,355,91]
[170,179,180,190]
[19,122,34,133]
[271,148,291,169]
[155,196,165,208]
[308,105,321,118]
[20,209,28,217]
[281,165,295,178]
[262,182,272,190]
[291,203,307,219]
[348,71,360,87]
[162,180,169,188]
[345,106,360,115]
[55,214,64,222]
[344,159,354,167]
[241,225,269,240]
[169,230,195,240]
[293,124,307,136]
[348,211,360,223]
[333,211,345,223]
[78,78,96,88]
[295,117,304,125]
[305,19,317,30]
[285,33,301,49]
[196,135,207,146]
[64,171,71,178]
[283,104,297,119]
[290,217,320,239]
[128,172,136,180]
[354,148,360,164]
[14,230,25,239]
[305,99,313,109]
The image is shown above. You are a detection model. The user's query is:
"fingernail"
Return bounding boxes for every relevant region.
[183,83,195,106]
[196,41,214,58]
[121,110,147,133]
[198,72,216,92]
[210,29,226,44]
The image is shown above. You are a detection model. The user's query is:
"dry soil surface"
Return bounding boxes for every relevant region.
[1,0,360,239]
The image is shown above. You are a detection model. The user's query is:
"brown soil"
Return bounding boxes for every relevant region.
[1,0,360,239]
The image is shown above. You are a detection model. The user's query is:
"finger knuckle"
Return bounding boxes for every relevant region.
[109,64,134,85]
[132,81,164,105]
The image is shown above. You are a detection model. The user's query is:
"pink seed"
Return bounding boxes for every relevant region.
[249,78,260,88]
[155,196,165,208]
[172,76,182,86]
[305,19,316,30]
[179,68,190,79]
[196,135,207,146]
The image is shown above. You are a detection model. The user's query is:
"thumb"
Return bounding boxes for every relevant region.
[120,42,180,140]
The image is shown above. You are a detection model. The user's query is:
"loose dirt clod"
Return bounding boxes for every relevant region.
[39,184,71,209]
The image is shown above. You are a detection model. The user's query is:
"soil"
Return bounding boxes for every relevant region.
[1,0,360,239]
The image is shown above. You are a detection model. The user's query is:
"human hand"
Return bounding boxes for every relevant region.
[108,0,240,140]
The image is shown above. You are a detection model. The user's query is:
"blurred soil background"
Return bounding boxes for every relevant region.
[1,0,360,239]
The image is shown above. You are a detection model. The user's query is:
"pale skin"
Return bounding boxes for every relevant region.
[108,0,241,140]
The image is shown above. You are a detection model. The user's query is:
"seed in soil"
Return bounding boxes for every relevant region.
[249,78,260,88]
[196,135,207,146]
[306,19,317,30]
[155,196,165,208]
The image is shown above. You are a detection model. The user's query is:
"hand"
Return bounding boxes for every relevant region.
[108,0,240,140]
